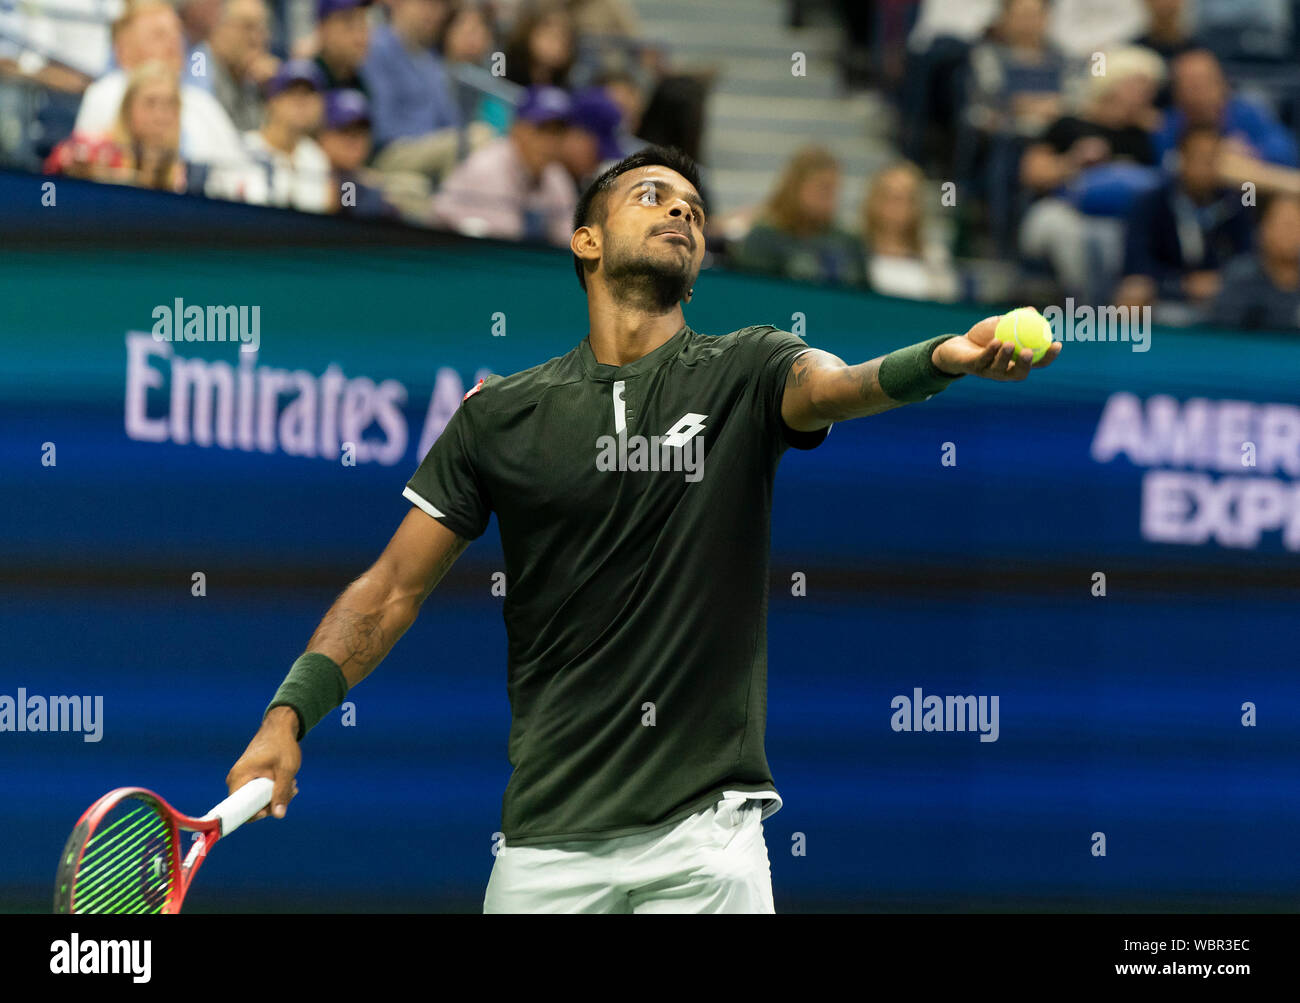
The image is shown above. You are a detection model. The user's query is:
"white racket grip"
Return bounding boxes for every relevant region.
[203,777,274,837]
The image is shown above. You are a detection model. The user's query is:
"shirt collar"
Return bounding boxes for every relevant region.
[579,324,692,381]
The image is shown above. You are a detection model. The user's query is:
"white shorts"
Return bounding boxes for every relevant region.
[483,792,778,914]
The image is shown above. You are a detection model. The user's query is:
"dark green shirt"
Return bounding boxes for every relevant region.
[404,324,828,845]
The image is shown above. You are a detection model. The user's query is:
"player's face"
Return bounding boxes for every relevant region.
[598,166,706,303]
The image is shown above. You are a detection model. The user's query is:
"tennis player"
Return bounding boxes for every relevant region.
[226,145,1060,913]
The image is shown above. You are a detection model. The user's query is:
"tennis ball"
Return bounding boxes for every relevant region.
[995,307,1053,363]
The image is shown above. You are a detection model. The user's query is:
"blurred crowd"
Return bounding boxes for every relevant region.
[3,0,1299,330]
[12,0,693,233]
[770,0,1300,329]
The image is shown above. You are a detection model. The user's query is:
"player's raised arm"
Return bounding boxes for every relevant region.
[225,510,470,819]
[780,314,1062,432]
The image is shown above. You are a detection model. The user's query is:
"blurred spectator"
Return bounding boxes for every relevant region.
[0,0,108,91]
[503,3,575,88]
[563,0,640,38]
[240,58,331,211]
[636,72,710,165]
[1115,126,1254,320]
[364,0,456,142]
[861,162,961,301]
[827,0,879,91]
[907,0,999,57]
[1210,194,1300,330]
[966,0,1067,139]
[560,86,626,187]
[561,0,653,87]
[364,0,475,177]
[316,0,372,94]
[900,0,999,172]
[189,0,279,132]
[75,1,247,168]
[106,60,193,192]
[437,1,511,133]
[1154,49,1299,169]
[439,0,497,67]
[1046,0,1147,60]
[594,68,644,135]
[317,89,401,218]
[1134,0,1198,108]
[45,61,195,193]
[730,146,865,286]
[1135,0,1198,62]
[1019,46,1164,299]
[429,84,576,246]
[178,0,224,52]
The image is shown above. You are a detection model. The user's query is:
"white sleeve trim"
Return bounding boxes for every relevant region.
[402,485,447,520]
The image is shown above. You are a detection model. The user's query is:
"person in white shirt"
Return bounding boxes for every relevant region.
[861,162,961,302]
[0,0,118,85]
[74,0,247,170]
[238,58,332,213]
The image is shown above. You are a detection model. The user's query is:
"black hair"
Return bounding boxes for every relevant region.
[571,144,703,291]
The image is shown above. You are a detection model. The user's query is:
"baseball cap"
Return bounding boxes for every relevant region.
[515,85,573,126]
[317,0,372,19]
[324,89,371,130]
[570,87,624,161]
[264,58,325,98]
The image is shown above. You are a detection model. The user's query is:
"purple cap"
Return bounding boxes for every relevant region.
[324,88,371,130]
[515,85,573,126]
[264,58,325,98]
[317,0,371,19]
[570,87,624,161]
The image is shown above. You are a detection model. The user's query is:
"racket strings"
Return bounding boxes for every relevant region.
[71,799,175,914]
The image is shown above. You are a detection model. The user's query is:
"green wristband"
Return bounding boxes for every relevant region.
[878,334,965,403]
[265,652,348,741]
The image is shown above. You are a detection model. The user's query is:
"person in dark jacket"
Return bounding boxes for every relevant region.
[1210,194,1300,331]
[1114,125,1253,320]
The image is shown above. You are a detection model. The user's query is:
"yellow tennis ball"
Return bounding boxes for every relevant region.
[995,307,1052,363]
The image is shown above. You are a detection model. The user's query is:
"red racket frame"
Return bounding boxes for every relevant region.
[56,786,223,915]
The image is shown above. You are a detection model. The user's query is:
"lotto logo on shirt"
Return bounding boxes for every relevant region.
[595,413,707,483]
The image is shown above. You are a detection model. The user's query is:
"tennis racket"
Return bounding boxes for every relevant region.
[53,777,273,914]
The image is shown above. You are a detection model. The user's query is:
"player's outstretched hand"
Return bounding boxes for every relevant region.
[226,705,301,821]
[933,315,1062,382]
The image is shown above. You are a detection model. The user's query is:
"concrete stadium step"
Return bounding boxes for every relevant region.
[631,0,900,225]
[643,24,842,59]
[631,0,786,28]
[707,92,893,137]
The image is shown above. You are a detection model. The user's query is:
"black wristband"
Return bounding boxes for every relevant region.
[265,652,348,741]
[878,334,965,403]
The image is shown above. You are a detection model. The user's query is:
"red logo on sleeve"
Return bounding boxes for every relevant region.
[463,378,485,402]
